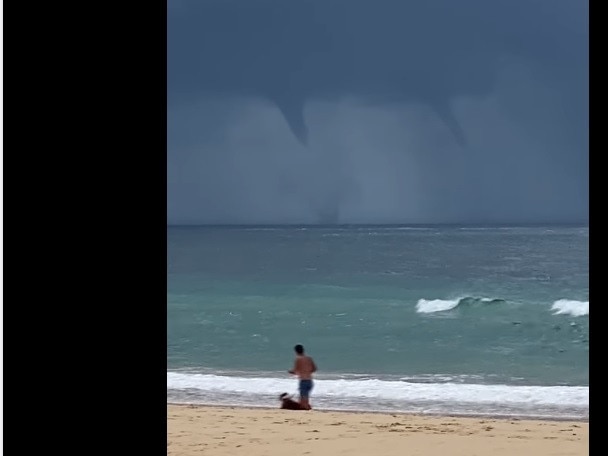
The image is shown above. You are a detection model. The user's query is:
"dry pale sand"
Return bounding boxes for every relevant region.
[167,404,588,456]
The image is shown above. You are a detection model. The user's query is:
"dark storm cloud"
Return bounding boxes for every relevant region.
[167,0,588,224]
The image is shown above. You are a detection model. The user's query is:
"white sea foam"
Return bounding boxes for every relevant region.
[416,298,460,313]
[167,372,588,411]
[551,300,589,317]
[415,297,501,313]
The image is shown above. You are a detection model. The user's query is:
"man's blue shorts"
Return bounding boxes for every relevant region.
[299,379,314,398]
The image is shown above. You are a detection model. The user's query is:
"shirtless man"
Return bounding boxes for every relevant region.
[288,344,317,410]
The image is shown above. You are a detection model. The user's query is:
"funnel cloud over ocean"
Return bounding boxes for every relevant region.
[168,0,588,225]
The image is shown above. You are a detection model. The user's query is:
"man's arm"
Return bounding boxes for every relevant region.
[311,358,317,373]
[288,358,300,374]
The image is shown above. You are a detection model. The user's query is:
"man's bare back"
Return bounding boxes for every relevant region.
[290,355,317,380]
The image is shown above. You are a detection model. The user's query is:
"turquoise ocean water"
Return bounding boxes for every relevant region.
[167,226,588,419]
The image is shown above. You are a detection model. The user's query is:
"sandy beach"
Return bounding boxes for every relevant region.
[167,404,588,456]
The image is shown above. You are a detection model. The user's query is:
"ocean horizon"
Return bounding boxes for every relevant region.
[167,224,588,419]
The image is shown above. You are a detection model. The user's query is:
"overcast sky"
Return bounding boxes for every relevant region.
[168,0,588,225]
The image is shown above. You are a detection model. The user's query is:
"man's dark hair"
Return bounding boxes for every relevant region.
[294,344,304,354]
